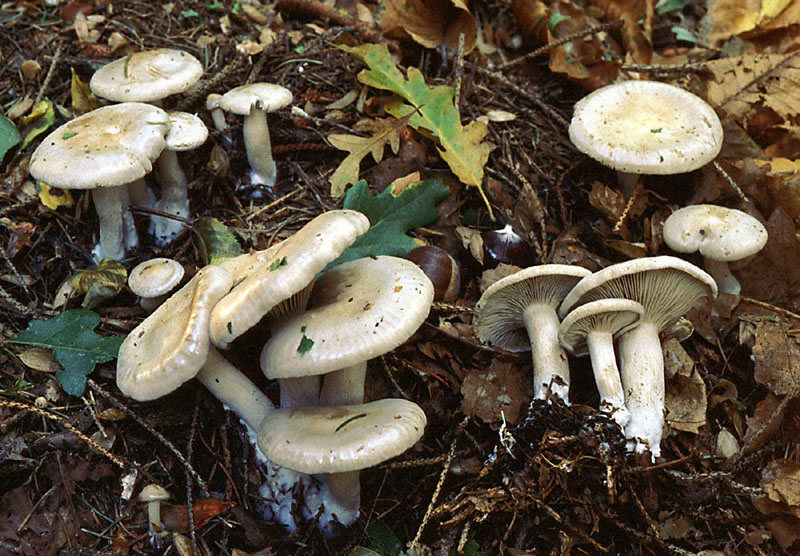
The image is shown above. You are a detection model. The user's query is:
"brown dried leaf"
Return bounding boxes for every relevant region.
[705,0,800,43]
[18,347,61,373]
[377,0,477,52]
[512,0,548,45]
[664,339,707,434]
[750,317,800,395]
[460,358,531,425]
[742,391,784,451]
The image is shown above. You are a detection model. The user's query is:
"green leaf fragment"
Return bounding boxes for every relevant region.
[269,257,287,270]
[297,333,314,354]
[195,216,242,265]
[0,113,21,160]
[335,413,368,432]
[8,309,124,396]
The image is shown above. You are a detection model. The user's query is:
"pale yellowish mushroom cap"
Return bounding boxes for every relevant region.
[558,298,644,356]
[260,256,434,379]
[139,484,170,503]
[128,258,185,299]
[219,83,293,115]
[209,210,370,349]
[90,49,203,103]
[165,111,208,151]
[258,399,426,474]
[569,80,723,175]
[116,266,233,401]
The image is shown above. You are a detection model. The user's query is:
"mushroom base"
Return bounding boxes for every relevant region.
[522,303,571,402]
[587,330,630,428]
[243,109,277,189]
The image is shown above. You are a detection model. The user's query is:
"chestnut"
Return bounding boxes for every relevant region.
[482,224,535,268]
[405,245,461,302]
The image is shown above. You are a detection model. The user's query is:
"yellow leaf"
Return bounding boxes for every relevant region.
[19,99,55,149]
[754,157,800,176]
[37,181,74,210]
[71,68,102,116]
[69,259,127,309]
[706,0,797,42]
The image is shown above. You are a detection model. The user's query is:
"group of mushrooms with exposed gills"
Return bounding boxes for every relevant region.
[28,48,294,260]
[115,210,434,535]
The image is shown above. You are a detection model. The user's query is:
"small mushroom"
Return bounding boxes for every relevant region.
[219,83,293,189]
[559,256,717,458]
[139,484,170,535]
[206,93,228,133]
[473,265,592,402]
[558,298,644,427]
[128,257,184,312]
[662,204,768,295]
[569,80,723,196]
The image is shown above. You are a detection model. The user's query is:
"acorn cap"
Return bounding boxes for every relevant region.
[559,256,717,330]
[29,103,169,189]
[569,80,723,175]
[116,266,233,401]
[260,256,434,379]
[257,399,426,474]
[128,258,184,298]
[209,210,370,349]
[219,83,293,115]
[558,298,644,356]
[473,264,591,352]
[662,204,768,262]
[90,49,203,103]
[165,111,208,151]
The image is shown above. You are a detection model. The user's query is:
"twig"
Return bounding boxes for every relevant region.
[453,33,465,108]
[739,297,800,322]
[612,179,643,235]
[186,387,201,556]
[712,160,749,203]
[431,301,475,315]
[478,68,570,129]
[34,40,63,106]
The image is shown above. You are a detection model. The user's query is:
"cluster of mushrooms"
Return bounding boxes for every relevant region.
[474,80,770,459]
[115,210,434,535]
[27,48,293,260]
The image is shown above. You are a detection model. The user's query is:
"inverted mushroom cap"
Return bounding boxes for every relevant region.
[569,80,723,175]
[559,256,717,329]
[473,265,592,352]
[116,265,233,401]
[662,204,768,261]
[210,210,370,349]
[128,258,184,298]
[165,112,208,151]
[219,83,293,115]
[558,298,644,355]
[29,103,169,189]
[90,49,203,103]
[258,399,426,474]
[139,484,170,502]
[260,256,434,379]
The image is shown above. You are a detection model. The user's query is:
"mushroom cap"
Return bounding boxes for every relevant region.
[128,258,185,298]
[209,210,370,349]
[559,256,717,330]
[165,112,208,151]
[558,298,644,355]
[257,399,426,474]
[219,83,293,115]
[116,265,233,401]
[662,204,768,262]
[90,49,203,103]
[206,93,222,110]
[260,256,434,379]
[473,264,592,352]
[29,103,169,189]
[139,484,170,502]
[569,80,723,175]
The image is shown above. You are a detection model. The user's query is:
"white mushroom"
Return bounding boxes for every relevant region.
[662,204,768,295]
[139,484,170,536]
[128,257,184,313]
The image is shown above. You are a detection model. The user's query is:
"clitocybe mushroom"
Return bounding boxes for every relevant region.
[258,399,427,536]
[219,83,293,190]
[569,80,723,196]
[559,256,717,458]
[662,204,768,295]
[139,484,170,536]
[558,298,644,427]
[473,265,592,402]
[29,103,169,260]
[128,257,184,313]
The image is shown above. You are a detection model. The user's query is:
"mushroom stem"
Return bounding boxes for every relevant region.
[616,171,640,198]
[243,108,276,188]
[210,107,228,133]
[152,149,190,246]
[196,345,274,430]
[92,185,130,261]
[147,500,163,533]
[325,471,361,524]
[319,361,367,406]
[128,177,156,209]
[703,256,740,296]
[278,376,320,408]
[617,321,665,458]
[522,303,570,401]
[586,330,630,428]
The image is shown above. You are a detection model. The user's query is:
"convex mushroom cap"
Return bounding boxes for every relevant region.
[90,49,203,103]
[128,257,184,312]
[474,264,592,401]
[662,204,767,295]
[569,80,723,194]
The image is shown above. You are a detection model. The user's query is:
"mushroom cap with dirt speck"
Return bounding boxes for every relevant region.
[90,49,203,103]
[260,255,434,379]
[662,204,768,261]
[116,265,233,401]
[558,256,717,328]
[473,264,592,352]
[569,80,723,175]
[558,298,644,356]
[209,210,370,350]
[165,111,208,151]
[29,103,169,189]
[128,258,184,299]
[257,399,427,474]
[219,83,293,115]
[139,484,170,502]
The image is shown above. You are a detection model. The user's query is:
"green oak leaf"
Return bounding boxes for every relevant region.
[0,112,20,160]
[195,216,243,265]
